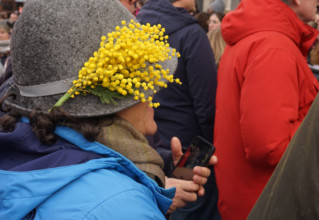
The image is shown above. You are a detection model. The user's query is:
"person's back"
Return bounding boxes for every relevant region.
[0,118,171,219]
[137,0,219,219]
[137,0,217,155]
[214,0,319,219]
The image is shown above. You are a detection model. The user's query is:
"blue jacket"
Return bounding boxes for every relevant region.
[0,119,175,219]
[137,0,217,150]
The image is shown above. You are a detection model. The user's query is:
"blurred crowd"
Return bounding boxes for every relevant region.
[1,0,319,220]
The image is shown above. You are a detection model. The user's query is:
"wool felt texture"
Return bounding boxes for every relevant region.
[6,0,177,117]
[97,116,166,186]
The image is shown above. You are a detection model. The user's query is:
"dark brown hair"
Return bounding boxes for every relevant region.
[212,12,225,23]
[0,93,112,145]
[195,12,211,33]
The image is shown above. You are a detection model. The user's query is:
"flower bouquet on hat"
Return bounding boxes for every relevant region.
[52,19,181,110]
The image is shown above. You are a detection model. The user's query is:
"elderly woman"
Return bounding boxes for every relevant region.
[0,0,215,219]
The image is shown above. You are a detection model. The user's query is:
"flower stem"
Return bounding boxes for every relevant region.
[49,92,72,112]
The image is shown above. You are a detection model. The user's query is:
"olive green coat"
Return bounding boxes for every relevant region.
[248,93,319,219]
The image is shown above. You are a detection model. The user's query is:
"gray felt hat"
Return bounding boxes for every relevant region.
[209,0,225,13]
[5,0,177,117]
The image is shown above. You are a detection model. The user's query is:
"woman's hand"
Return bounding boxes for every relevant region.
[165,137,218,212]
[165,177,199,213]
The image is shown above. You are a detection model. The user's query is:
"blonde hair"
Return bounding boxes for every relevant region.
[0,20,10,33]
[207,27,226,66]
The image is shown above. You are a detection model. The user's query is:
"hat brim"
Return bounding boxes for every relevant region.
[5,56,177,117]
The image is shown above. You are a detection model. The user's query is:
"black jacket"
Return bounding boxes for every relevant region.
[137,0,217,150]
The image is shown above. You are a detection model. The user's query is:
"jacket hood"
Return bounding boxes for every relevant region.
[0,122,104,171]
[222,0,318,56]
[137,0,197,35]
[0,119,175,219]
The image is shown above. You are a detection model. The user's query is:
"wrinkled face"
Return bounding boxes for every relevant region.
[116,101,157,136]
[208,14,221,31]
[295,0,319,22]
[0,28,9,41]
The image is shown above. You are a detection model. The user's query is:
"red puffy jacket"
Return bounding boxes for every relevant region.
[214,0,319,219]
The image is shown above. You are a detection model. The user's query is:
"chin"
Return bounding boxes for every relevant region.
[145,123,157,136]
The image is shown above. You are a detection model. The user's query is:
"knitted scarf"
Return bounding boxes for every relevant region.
[97,116,166,187]
[0,39,10,54]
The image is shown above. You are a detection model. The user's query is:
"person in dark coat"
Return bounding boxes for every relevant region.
[137,0,219,219]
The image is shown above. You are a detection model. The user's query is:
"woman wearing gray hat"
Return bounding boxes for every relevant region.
[0,0,215,219]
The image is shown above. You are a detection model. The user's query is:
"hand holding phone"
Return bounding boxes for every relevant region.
[170,136,215,180]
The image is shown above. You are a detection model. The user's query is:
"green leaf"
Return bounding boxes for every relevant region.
[85,85,128,105]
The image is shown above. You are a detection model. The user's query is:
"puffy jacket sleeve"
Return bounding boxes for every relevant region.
[183,26,217,143]
[240,48,301,167]
[83,189,167,220]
